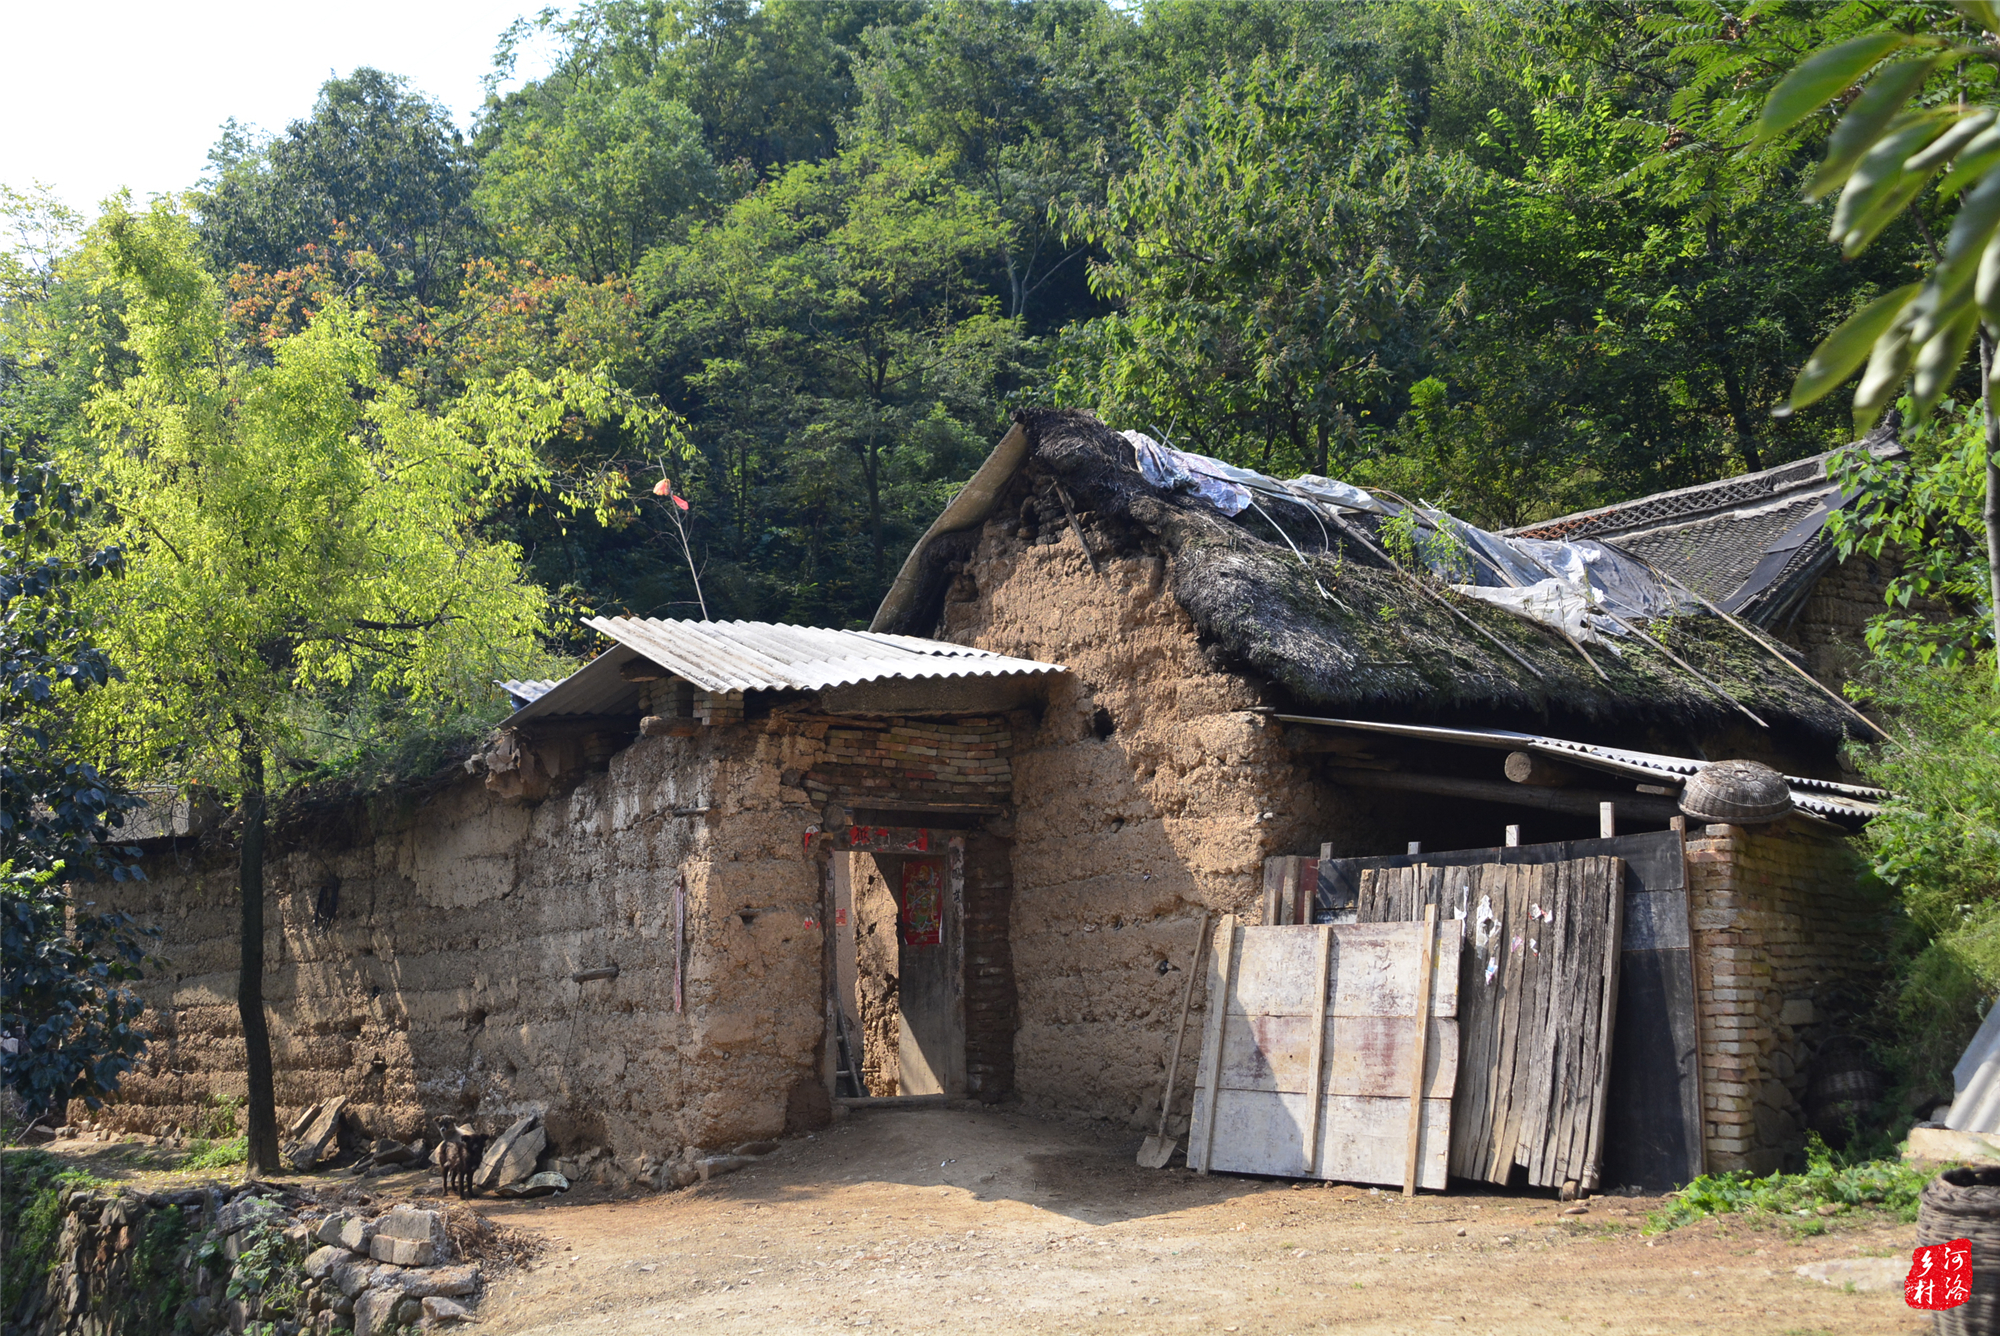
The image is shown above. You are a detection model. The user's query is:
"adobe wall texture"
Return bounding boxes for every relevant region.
[93,722,835,1175]
[1685,818,1883,1174]
[932,506,1370,1128]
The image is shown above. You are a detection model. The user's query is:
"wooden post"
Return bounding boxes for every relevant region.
[1403,904,1438,1196]
[1599,802,1616,839]
[1194,915,1239,1173]
[1301,924,1335,1178]
[1582,858,1625,1192]
[1505,825,1521,848]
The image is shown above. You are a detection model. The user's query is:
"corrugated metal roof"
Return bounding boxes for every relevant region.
[499,679,558,707]
[586,617,1063,691]
[1274,715,1886,826]
[504,618,1064,725]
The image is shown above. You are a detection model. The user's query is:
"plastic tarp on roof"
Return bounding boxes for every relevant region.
[1124,432,1699,644]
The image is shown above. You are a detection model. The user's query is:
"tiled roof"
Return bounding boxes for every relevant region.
[1507,440,1903,624]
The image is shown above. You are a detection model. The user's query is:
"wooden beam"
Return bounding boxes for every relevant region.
[1326,768,1682,822]
[619,658,671,681]
[1504,751,1587,788]
[1193,915,1239,1174]
[1403,904,1438,1196]
[1303,924,1335,1178]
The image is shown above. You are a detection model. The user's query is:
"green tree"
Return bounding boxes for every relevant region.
[851,0,1133,327]
[1048,50,1466,477]
[649,145,1015,617]
[68,203,656,1169]
[0,440,152,1124]
[198,68,480,308]
[476,83,722,282]
[483,1,918,174]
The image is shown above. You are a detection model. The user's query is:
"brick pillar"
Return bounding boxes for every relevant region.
[1688,820,1876,1174]
[962,832,1017,1102]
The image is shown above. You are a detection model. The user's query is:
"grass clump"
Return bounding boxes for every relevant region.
[179,1135,248,1172]
[1645,1135,1938,1234]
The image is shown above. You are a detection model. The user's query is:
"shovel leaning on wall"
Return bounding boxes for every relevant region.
[1138,910,1213,1169]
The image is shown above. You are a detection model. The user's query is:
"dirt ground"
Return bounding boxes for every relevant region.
[29,1107,1927,1335]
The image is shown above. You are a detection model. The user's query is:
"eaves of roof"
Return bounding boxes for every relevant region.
[1275,714,1886,828]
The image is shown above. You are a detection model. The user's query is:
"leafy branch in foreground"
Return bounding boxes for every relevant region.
[1755,4,2000,668]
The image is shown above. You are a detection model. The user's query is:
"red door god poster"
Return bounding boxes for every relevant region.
[901,860,943,947]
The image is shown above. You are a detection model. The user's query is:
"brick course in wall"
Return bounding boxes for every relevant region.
[796,715,1016,809]
[1686,819,1883,1174]
[962,831,1018,1102]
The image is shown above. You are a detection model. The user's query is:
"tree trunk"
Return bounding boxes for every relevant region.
[237,737,281,1173]
[1986,374,2000,685]
[1982,337,2000,684]
[1720,363,1762,472]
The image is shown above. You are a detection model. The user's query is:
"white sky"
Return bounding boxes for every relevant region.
[1,1,560,217]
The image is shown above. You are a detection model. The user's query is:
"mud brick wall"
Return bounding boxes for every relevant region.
[800,717,1014,809]
[1777,553,1895,694]
[89,719,839,1173]
[1686,819,1882,1174]
[930,505,1373,1128]
[962,832,1018,1102]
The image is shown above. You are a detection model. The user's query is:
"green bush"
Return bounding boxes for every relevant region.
[1646,1135,1938,1234]
[179,1136,248,1172]
[1846,655,2000,1104]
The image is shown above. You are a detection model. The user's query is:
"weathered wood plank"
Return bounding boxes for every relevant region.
[1189,915,1239,1173]
[1404,904,1439,1195]
[1213,1011,1460,1099]
[1187,919,1460,1189]
[1303,925,1334,1169]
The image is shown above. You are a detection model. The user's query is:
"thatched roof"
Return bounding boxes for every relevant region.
[875,408,1860,747]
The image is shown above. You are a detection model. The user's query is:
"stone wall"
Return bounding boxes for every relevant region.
[1686,818,1883,1174]
[932,506,1369,1127]
[94,721,834,1171]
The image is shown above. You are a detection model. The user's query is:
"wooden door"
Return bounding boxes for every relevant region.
[1187,917,1461,1188]
[1324,829,1702,1190]
[1360,857,1624,1191]
[895,853,965,1096]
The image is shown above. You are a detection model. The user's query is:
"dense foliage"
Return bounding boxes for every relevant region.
[0,441,151,1123]
[6,0,1951,635]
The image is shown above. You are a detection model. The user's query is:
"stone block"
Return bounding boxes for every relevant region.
[397,1264,480,1299]
[352,1289,401,1336]
[216,1196,283,1235]
[316,1215,373,1254]
[1779,997,1816,1026]
[369,1236,436,1267]
[374,1206,448,1261]
[304,1246,347,1281]
[473,1116,545,1190]
[423,1296,473,1323]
